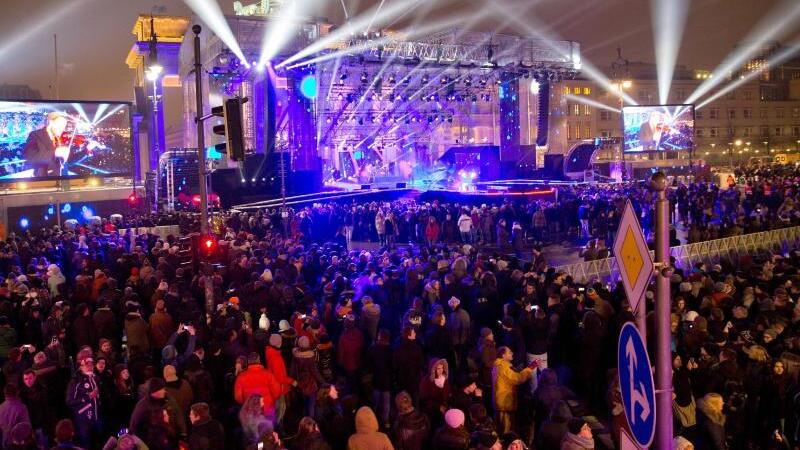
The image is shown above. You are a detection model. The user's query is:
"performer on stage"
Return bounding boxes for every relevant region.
[23,112,71,177]
[637,111,664,151]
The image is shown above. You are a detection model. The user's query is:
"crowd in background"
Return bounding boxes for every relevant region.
[0,167,796,449]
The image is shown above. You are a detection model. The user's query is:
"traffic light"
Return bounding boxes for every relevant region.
[192,234,218,262]
[211,97,248,161]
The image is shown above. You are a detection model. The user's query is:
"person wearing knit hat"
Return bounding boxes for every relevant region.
[444,408,465,428]
[297,335,310,349]
[673,436,694,450]
[562,418,593,449]
[278,320,291,332]
[472,431,500,450]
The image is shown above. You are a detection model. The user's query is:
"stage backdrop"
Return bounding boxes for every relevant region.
[0,100,133,181]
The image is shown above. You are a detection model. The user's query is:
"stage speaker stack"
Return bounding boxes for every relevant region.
[536,82,550,147]
[543,154,564,179]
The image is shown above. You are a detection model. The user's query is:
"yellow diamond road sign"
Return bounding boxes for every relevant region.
[613,200,654,314]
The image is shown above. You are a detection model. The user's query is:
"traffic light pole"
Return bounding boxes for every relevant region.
[193,25,208,236]
[193,25,215,315]
[651,172,673,450]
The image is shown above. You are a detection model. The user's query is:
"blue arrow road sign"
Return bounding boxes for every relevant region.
[618,322,656,448]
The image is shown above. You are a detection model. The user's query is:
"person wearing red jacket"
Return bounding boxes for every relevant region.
[265,334,295,424]
[234,352,281,418]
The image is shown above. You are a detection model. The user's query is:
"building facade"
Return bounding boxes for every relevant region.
[549,46,800,167]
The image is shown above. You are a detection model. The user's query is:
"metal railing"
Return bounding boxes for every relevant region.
[555,226,800,284]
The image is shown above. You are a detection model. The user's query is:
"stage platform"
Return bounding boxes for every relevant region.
[232,179,569,211]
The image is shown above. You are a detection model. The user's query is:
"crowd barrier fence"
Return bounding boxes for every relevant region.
[554,226,800,284]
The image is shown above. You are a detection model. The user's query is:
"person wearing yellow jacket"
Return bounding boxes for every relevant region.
[492,346,539,434]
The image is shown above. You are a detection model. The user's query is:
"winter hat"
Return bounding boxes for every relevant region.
[163,365,178,382]
[148,377,166,395]
[395,391,413,414]
[297,336,310,349]
[474,432,499,448]
[158,281,168,291]
[764,328,779,340]
[567,418,588,434]
[683,310,699,323]
[673,436,693,450]
[448,296,460,308]
[162,345,177,361]
[9,422,32,445]
[501,432,524,449]
[258,313,270,330]
[679,282,692,293]
[480,327,493,339]
[278,320,291,332]
[269,334,283,348]
[444,409,465,428]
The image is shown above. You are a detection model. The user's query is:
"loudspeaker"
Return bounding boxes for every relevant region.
[543,154,564,179]
[361,184,371,190]
[396,182,406,189]
[536,82,550,146]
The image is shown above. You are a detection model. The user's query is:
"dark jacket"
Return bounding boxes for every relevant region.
[393,408,430,450]
[66,371,100,422]
[21,380,52,431]
[432,425,470,450]
[290,431,331,450]
[188,417,225,450]
[366,342,393,392]
[393,339,425,395]
[129,395,187,440]
[92,307,118,342]
[290,348,324,397]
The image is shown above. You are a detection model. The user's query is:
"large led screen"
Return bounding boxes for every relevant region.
[0,100,132,181]
[622,104,695,153]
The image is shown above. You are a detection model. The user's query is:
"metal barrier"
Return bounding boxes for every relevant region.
[119,225,182,238]
[555,226,800,284]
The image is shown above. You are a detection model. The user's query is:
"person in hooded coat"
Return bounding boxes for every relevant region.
[392,391,430,450]
[419,358,451,430]
[346,406,394,450]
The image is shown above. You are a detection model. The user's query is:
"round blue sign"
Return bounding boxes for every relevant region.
[617,322,656,448]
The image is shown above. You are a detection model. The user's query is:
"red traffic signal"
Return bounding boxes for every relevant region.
[203,237,215,249]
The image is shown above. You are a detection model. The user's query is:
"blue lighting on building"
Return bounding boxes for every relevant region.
[300,75,318,99]
[47,205,55,215]
[61,203,71,213]
[81,205,95,220]
[19,217,29,229]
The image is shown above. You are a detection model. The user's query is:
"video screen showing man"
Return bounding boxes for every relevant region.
[0,101,133,181]
[637,111,664,151]
[23,112,71,177]
[623,105,695,153]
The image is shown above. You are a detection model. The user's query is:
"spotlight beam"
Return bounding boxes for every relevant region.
[565,94,621,113]
[182,0,247,64]
[366,0,386,33]
[651,0,690,104]
[258,0,315,65]
[488,0,637,105]
[0,0,93,61]
[91,104,109,124]
[284,14,469,69]
[94,104,126,125]
[278,0,428,68]
[685,0,800,104]
[696,41,800,109]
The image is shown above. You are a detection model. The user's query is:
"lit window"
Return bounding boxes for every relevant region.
[567,124,573,140]
[564,86,570,95]
[574,104,580,116]
[584,104,591,115]
[575,124,581,139]
[573,87,581,95]
[583,87,591,95]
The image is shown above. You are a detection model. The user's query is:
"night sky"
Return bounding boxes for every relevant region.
[1,0,798,128]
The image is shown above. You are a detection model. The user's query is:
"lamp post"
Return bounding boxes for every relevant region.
[734,139,742,167]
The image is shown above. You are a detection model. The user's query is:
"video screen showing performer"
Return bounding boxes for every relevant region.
[622,104,695,152]
[0,101,133,181]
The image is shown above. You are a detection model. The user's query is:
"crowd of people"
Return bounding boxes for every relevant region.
[0,167,797,449]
